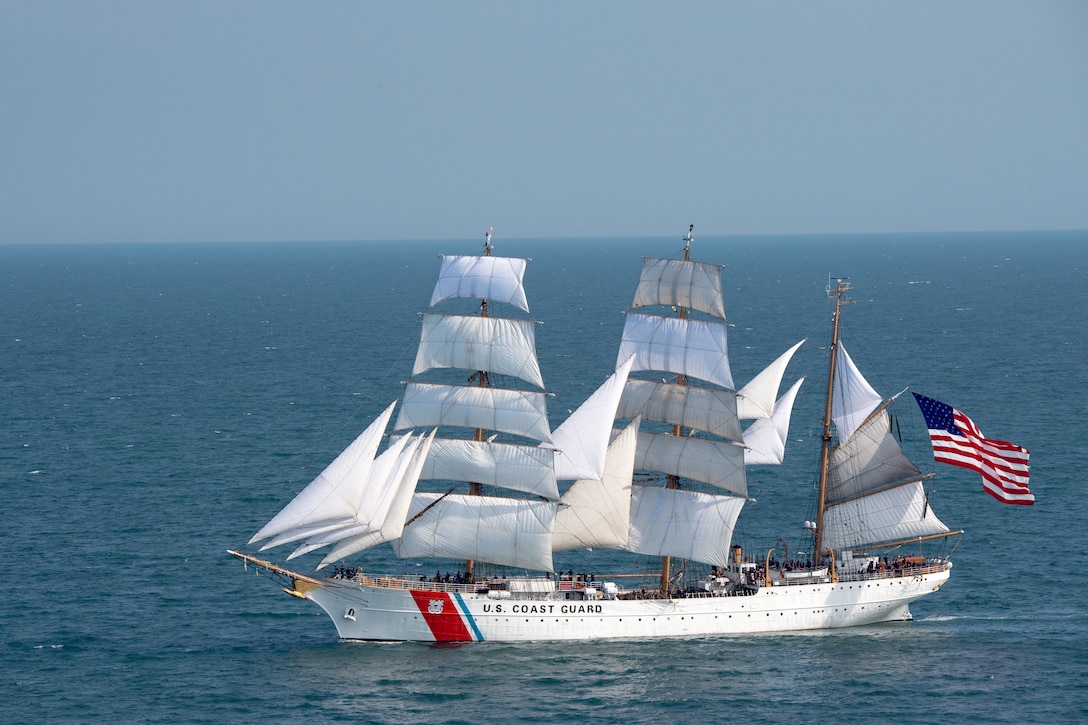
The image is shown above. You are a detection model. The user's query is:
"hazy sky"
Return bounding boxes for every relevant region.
[2,2,1086,244]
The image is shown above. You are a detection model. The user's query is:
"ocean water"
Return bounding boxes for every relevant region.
[2,231,1086,723]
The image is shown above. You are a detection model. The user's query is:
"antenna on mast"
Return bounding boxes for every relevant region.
[826,274,852,300]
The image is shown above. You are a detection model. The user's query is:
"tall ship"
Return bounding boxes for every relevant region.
[231,228,960,642]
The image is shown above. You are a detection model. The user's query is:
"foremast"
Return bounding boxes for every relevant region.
[813,277,852,564]
[388,228,561,573]
[464,227,495,580]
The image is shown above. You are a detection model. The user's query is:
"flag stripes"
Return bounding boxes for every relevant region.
[913,393,1034,506]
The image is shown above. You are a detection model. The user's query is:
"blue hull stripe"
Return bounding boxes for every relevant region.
[453,592,484,642]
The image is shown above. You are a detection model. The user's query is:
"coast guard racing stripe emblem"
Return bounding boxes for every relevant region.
[409,591,479,642]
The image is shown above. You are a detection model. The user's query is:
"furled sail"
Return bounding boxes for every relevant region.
[248,402,397,546]
[552,418,639,551]
[617,313,734,391]
[629,257,727,319]
[429,254,530,312]
[743,377,804,465]
[393,492,557,572]
[412,313,545,389]
[737,339,806,420]
[626,486,746,567]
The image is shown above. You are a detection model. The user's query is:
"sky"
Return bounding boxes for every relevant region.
[1,1,1086,244]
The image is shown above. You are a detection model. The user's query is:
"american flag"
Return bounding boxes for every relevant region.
[912,392,1034,505]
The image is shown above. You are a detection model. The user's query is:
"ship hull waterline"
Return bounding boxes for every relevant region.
[294,567,951,643]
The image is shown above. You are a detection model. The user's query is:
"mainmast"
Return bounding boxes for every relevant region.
[464,227,494,580]
[658,224,695,594]
[813,277,852,563]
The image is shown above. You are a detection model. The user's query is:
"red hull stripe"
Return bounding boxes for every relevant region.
[409,590,475,642]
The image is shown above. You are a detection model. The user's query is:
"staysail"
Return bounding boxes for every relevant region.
[549,357,634,482]
[248,401,398,548]
[552,418,640,552]
[743,376,805,465]
[300,429,437,564]
[737,339,806,420]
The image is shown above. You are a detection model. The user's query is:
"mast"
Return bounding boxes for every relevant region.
[813,277,852,564]
[464,227,494,580]
[658,224,695,594]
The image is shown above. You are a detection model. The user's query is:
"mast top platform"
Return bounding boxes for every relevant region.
[826,275,854,305]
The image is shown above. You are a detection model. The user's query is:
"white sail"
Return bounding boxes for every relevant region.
[617,378,742,441]
[629,257,727,320]
[832,342,883,443]
[419,438,557,499]
[549,357,634,481]
[248,402,397,545]
[627,486,746,568]
[394,382,553,443]
[821,480,950,551]
[313,429,438,567]
[743,377,804,465]
[635,431,747,496]
[552,418,639,551]
[737,339,806,419]
[617,313,734,390]
[285,430,424,559]
[827,408,921,503]
[412,314,545,389]
[258,518,355,552]
[265,430,416,552]
[429,254,530,313]
[393,493,557,572]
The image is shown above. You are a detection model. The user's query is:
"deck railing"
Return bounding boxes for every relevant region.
[335,560,950,594]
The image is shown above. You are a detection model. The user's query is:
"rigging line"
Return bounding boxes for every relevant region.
[295,309,423,480]
[289,407,384,495]
[402,487,456,529]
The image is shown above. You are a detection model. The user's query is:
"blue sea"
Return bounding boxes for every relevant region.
[2,231,1086,723]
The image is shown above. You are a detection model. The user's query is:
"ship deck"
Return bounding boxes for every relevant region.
[329,559,951,599]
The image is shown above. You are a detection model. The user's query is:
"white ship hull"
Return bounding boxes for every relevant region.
[236,245,970,644]
[299,565,951,642]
